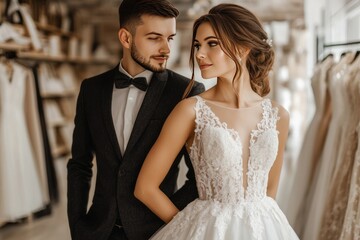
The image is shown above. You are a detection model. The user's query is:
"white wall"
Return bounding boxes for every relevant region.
[304,0,327,75]
[306,0,360,64]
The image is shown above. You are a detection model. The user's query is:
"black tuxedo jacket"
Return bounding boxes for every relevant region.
[67,65,205,240]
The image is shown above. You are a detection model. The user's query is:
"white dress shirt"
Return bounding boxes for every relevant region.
[111,62,153,155]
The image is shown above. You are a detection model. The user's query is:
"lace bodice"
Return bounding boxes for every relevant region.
[189,96,279,203]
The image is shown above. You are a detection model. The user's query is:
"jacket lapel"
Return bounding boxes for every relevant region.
[124,71,168,157]
[102,65,122,160]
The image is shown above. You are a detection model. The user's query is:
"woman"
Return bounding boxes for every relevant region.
[134,3,299,239]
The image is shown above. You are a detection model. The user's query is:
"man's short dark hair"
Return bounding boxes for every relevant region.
[119,0,179,32]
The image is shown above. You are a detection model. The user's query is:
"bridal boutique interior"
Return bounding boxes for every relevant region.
[0,0,360,239]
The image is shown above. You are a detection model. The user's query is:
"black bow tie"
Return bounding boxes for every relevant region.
[114,71,148,91]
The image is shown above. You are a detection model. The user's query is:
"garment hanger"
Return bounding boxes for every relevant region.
[340,51,350,59]
[0,51,36,79]
[350,50,360,64]
[2,51,17,59]
[0,51,16,83]
[321,53,333,63]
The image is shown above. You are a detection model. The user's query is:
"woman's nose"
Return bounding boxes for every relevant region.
[196,50,206,59]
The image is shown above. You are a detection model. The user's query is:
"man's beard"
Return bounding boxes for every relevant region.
[130,42,168,73]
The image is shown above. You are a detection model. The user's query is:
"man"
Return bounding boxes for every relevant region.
[67,0,204,239]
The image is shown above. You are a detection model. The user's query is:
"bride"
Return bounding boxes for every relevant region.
[134,3,299,239]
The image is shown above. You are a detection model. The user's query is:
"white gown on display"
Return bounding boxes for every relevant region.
[0,62,44,221]
[150,96,299,240]
[300,53,354,239]
[284,56,334,225]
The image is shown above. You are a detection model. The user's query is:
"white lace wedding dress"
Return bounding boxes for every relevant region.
[150,96,298,240]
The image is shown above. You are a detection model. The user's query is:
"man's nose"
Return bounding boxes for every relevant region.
[160,40,171,54]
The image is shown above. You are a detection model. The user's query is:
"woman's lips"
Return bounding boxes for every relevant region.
[199,64,212,70]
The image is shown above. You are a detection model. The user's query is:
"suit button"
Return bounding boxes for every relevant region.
[119,169,126,177]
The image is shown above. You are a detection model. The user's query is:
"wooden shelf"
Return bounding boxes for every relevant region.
[36,23,77,38]
[41,90,76,98]
[1,42,116,65]
[17,51,67,62]
[0,42,31,51]
[67,57,117,65]
[16,51,115,65]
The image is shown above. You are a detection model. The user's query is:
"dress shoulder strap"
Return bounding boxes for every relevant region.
[262,99,280,130]
[192,96,223,136]
[192,96,207,138]
[249,99,280,145]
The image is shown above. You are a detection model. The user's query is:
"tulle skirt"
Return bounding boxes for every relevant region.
[150,197,299,240]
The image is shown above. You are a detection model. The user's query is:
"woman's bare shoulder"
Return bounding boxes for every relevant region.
[179,96,199,109]
[171,97,200,120]
[270,100,289,122]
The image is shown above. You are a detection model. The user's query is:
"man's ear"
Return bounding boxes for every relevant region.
[118,28,132,49]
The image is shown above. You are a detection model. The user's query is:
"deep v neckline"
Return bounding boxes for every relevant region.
[190,96,270,195]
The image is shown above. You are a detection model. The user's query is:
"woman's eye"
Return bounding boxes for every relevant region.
[208,41,218,47]
[193,44,200,50]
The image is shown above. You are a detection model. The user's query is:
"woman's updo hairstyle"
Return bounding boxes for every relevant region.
[186,3,274,98]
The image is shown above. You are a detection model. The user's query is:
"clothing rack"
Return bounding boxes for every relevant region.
[0,48,59,217]
[316,36,360,62]
[323,40,360,48]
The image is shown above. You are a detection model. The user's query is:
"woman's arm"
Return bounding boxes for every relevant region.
[267,104,290,199]
[134,98,197,223]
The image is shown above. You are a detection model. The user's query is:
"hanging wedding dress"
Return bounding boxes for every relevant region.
[340,68,360,239]
[300,52,355,240]
[23,63,50,206]
[0,62,44,221]
[150,96,299,240]
[319,56,360,240]
[284,56,334,226]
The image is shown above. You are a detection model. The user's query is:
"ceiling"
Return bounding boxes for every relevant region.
[173,0,304,23]
[52,0,304,53]
[63,0,304,27]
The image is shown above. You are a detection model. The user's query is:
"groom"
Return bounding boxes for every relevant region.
[67,0,204,239]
